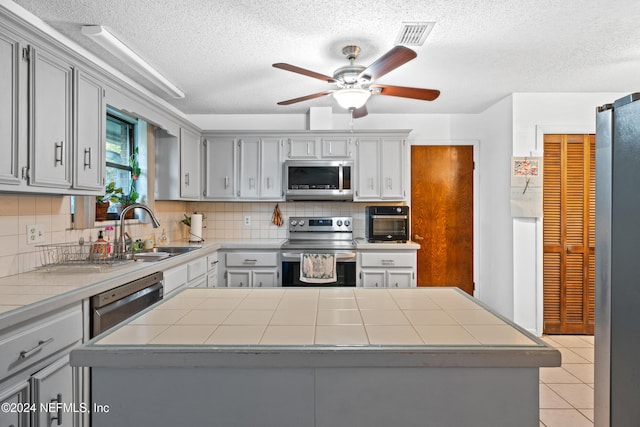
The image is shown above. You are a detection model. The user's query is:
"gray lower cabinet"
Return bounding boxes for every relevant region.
[31,356,74,427]
[0,380,29,427]
[222,251,280,287]
[0,303,83,427]
[358,251,417,288]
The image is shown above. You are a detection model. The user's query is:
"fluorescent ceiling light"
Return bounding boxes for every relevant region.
[81,25,184,99]
[333,88,371,110]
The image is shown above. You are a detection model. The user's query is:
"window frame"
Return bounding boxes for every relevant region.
[102,110,138,221]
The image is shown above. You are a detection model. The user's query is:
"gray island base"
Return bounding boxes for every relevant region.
[71,288,560,427]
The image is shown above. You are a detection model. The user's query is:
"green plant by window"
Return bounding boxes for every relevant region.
[121,147,141,205]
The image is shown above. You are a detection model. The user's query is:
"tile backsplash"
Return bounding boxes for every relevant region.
[0,194,399,278]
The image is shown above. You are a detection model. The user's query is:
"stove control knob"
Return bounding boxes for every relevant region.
[336,220,343,226]
[344,219,351,227]
[298,220,305,226]
[396,207,403,213]
[290,220,298,226]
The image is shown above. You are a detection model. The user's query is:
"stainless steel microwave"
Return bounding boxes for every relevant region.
[284,160,353,201]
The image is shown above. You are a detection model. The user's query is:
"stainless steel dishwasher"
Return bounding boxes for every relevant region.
[90,271,164,337]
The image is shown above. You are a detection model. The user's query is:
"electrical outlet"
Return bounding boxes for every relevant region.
[27,224,45,244]
[243,216,251,227]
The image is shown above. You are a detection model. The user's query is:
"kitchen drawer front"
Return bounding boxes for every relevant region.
[164,264,188,295]
[226,252,278,267]
[207,252,219,271]
[188,257,207,281]
[0,304,82,381]
[360,252,415,268]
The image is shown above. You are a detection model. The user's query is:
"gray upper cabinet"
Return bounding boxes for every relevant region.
[28,45,73,189]
[203,137,236,199]
[354,135,407,201]
[287,137,317,158]
[321,137,352,158]
[155,127,202,200]
[0,31,20,186]
[260,137,283,200]
[180,128,201,199]
[238,138,260,199]
[73,69,105,191]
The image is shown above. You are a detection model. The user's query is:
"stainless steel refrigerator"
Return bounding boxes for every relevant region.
[595,93,640,426]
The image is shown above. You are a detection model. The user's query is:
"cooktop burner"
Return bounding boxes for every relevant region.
[284,216,355,251]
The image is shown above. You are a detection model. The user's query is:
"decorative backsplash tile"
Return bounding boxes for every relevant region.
[0,194,401,278]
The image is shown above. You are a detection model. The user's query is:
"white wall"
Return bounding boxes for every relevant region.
[450,96,515,318]
[511,92,625,334]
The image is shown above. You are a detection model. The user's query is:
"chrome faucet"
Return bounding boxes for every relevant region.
[116,203,161,255]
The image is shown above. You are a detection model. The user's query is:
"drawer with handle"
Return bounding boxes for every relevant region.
[360,252,415,268]
[0,304,82,381]
[226,252,278,267]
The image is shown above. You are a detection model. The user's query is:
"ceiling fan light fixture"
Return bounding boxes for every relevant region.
[333,88,371,110]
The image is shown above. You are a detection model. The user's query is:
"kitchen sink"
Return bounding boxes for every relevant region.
[132,246,200,262]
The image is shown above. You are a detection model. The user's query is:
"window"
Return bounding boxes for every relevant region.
[105,110,137,218]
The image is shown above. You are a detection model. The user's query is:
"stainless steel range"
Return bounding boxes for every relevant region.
[281,216,356,287]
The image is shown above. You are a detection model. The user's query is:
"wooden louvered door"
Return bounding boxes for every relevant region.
[543,134,595,334]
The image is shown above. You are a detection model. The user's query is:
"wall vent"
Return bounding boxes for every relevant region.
[395,22,435,46]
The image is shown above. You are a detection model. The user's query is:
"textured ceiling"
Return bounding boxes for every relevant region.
[10,0,640,115]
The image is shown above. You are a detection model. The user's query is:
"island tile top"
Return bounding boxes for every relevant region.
[94,287,539,347]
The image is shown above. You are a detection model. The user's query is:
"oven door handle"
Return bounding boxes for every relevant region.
[281,252,356,261]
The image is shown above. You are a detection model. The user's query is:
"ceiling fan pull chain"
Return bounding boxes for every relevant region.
[350,109,354,132]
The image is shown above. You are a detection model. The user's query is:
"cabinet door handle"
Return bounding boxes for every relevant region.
[266,177,271,189]
[84,147,92,169]
[184,173,190,186]
[55,141,64,165]
[224,176,229,189]
[328,141,332,154]
[49,393,63,425]
[19,337,54,359]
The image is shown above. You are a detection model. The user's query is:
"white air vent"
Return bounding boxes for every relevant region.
[395,22,435,46]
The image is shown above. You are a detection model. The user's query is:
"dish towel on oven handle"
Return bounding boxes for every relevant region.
[300,253,337,284]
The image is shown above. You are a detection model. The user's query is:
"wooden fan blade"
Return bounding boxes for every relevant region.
[273,63,337,83]
[371,84,440,101]
[358,46,417,81]
[277,91,334,105]
[352,105,368,118]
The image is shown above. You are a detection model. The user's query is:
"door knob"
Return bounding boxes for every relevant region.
[414,234,424,241]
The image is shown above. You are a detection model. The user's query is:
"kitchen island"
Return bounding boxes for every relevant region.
[71,287,560,427]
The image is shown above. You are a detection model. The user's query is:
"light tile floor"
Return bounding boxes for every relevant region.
[539,335,595,427]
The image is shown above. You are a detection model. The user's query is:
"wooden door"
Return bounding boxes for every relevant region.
[411,146,474,294]
[543,134,595,334]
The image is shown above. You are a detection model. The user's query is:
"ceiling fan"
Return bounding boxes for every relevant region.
[273,45,440,118]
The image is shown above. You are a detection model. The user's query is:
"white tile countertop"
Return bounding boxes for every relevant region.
[0,241,221,329]
[72,287,561,369]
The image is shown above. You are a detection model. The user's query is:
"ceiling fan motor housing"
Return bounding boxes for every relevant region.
[333,65,369,87]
